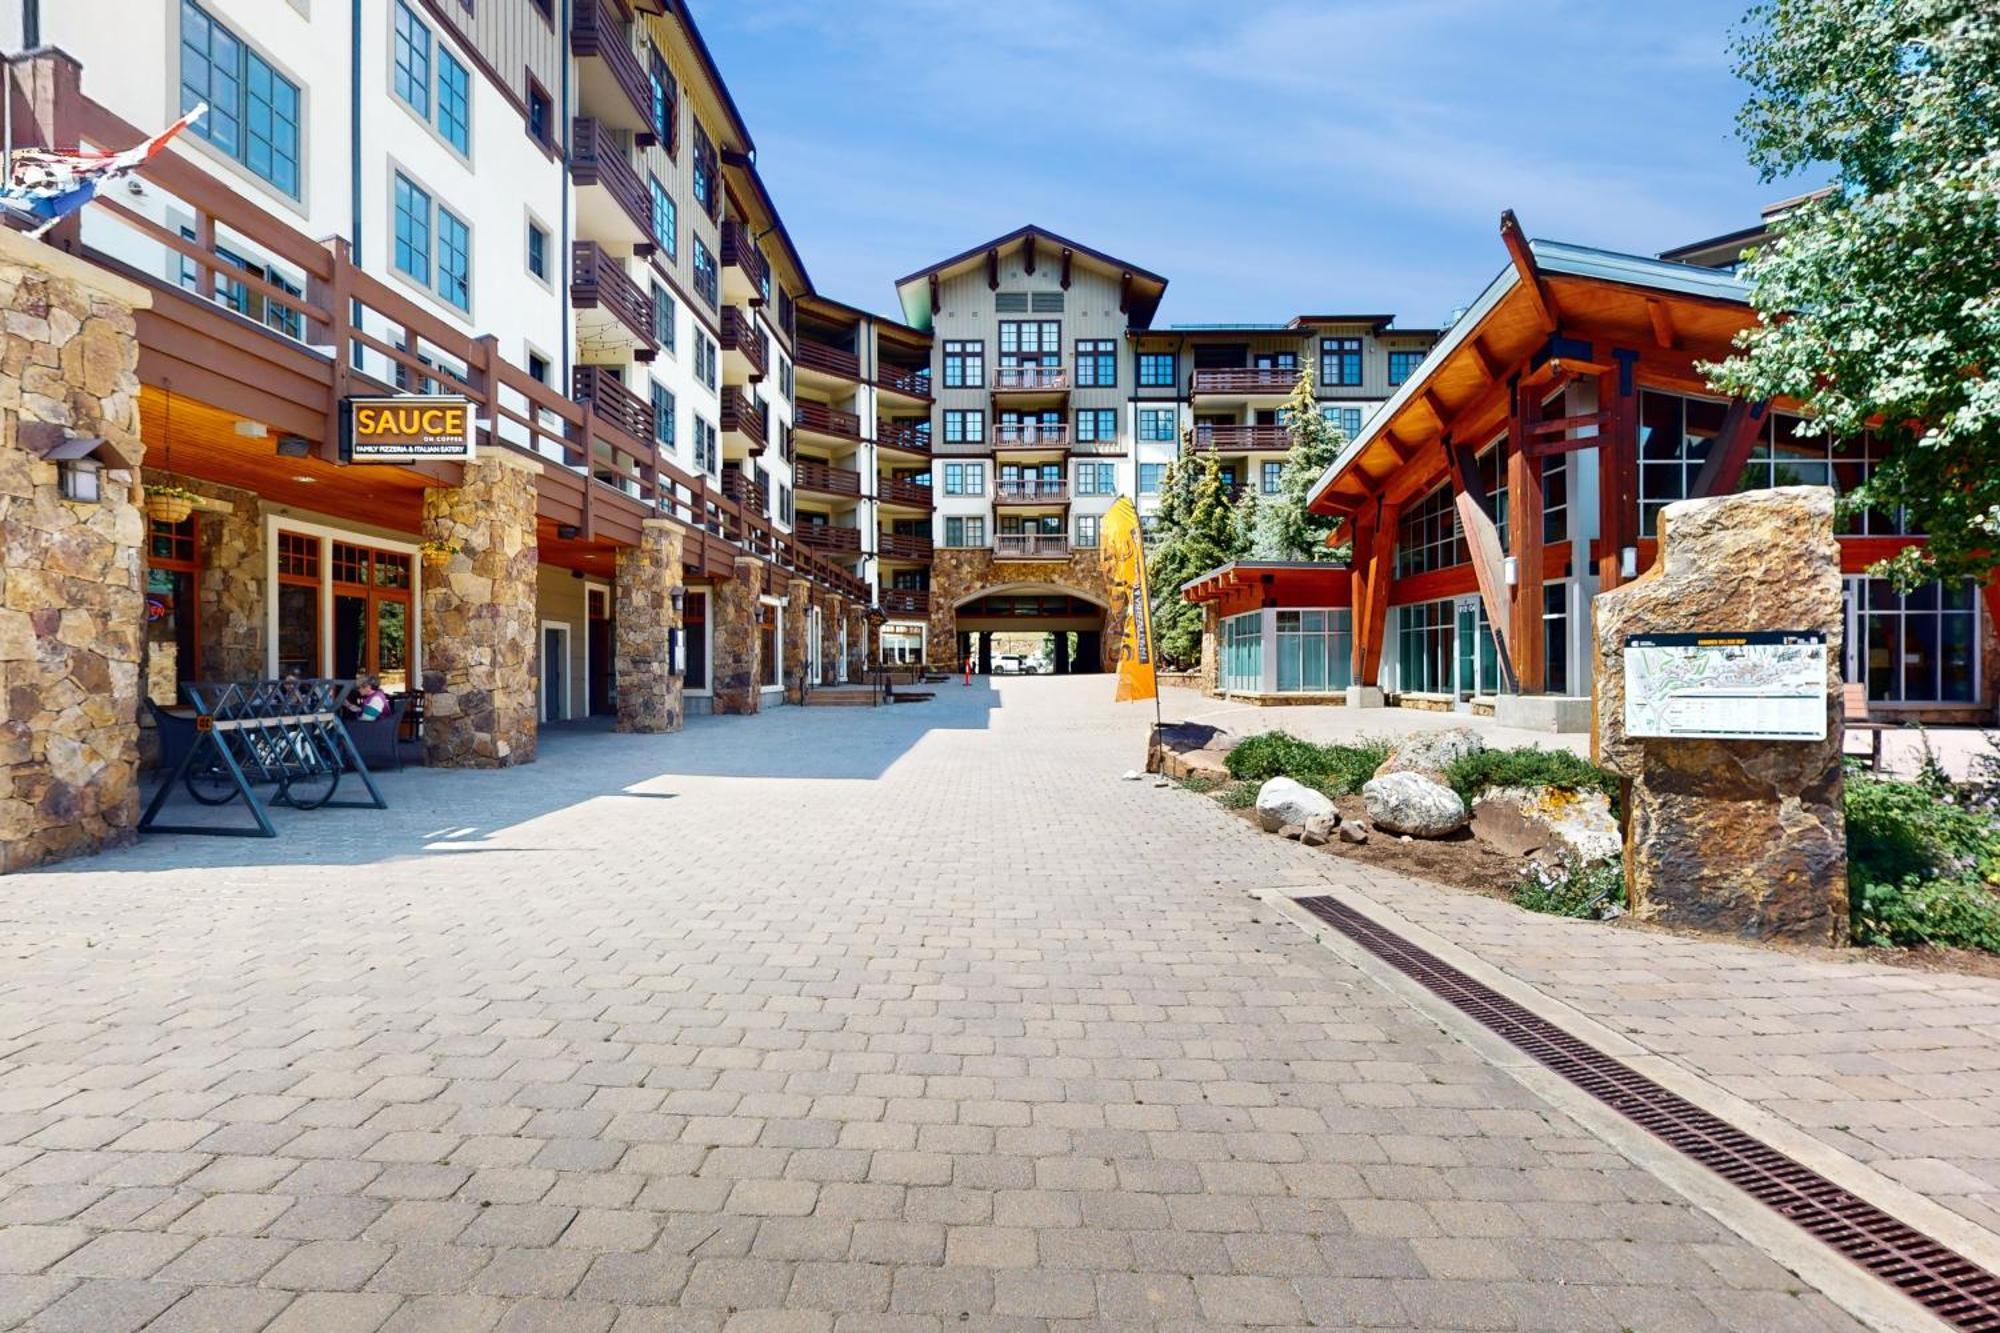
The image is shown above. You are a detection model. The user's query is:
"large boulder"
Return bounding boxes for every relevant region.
[1471,785,1620,863]
[1376,726,1484,782]
[1362,771,1469,838]
[1147,722,1237,783]
[1255,776,1335,833]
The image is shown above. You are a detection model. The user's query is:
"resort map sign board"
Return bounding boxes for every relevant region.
[343,395,476,463]
[1624,631,1828,741]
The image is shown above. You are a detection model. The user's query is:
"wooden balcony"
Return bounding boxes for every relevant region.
[571,117,652,248]
[992,364,1069,394]
[797,523,861,553]
[876,363,932,401]
[571,0,656,137]
[881,588,930,617]
[720,387,767,454]
[569,241,655,353]
[721,305,766,383]
[994,533,1070,559]
[794,458,861,499]
[879,532,934,561]
[795,399,861,441]
[995,480,1069,505]
[993,421,1068,449]
[721,220,768,308]
[1192,366,1299,396]
[875,419,930,456]
[795,338,861,382]
[721,467,768,516]
[571,363,652,445]
[1193,424,1293,451]
[877,475,933,508]
[1068,436,1126,456]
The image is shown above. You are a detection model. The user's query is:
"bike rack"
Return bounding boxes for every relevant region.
[138,679,389,838]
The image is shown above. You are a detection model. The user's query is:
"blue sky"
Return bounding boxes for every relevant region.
[696,1,1795,330]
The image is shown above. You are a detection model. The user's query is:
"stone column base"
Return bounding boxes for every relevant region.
[1345,685,1387,708]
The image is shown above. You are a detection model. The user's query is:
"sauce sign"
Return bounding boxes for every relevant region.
[343,395,475,463]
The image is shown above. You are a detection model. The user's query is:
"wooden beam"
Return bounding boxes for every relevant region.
[1527,411,1609,438]
[928,273,939,317]
[1446,437,1520,694]
[985,248,1000,291]
[1118,271,1134,315]
[1469,336,1501,382]
[1022,233,1037,275]
[1688,396,1770,499]
[1418,389,1449,430]
[1646,298,1678,350]
[1059,248,1072,290]
[1507,382,1546,694]
[1500,209,1557,332]
[1353,499,1400,687]
[1596,350,1640,590]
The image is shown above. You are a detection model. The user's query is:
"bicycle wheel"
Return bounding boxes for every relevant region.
[277,732,341,810]
[183,761,240,805]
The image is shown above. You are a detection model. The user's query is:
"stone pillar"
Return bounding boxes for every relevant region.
[1594,487,1846,944]
[190,479,263,680]
[614,519,684,733]
[1199,605,1220,696]
[783,577,812,704]
[711,555,763,715]
[817,589,840,687]
[420,452,540,768]
[0,231,151,872]
[847,601,869,680]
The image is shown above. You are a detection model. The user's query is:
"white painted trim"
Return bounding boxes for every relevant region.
[538,619,571,723]
[262,513,422,680]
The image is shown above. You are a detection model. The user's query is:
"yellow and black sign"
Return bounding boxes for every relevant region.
[343,395,475,463]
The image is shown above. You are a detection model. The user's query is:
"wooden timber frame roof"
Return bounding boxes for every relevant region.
[1307,212,1765,521]
[893,225,1170,332]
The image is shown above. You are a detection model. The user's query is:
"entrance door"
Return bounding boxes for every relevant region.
[1453,596,1497,707]
[541,623,569,722]
[807,607,823,685]
[587,587,613,715]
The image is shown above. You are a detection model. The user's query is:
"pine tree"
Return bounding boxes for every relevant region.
[1146,445,1251,668]
[1248,369,1350,561]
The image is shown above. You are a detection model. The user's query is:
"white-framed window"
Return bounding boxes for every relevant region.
[1275,609,1352,692]
[1074,513,1100,548]
[1138,463,1165,494]
[694,333,717,390]
[653,283,677,355]
[943,339,984,388]
[390,1,470,156]
[1847,575,1979,704]
[881,627,925,664]
[180,0,301,198]
[944,516,986,548]
[1138,408,1176,442]
[1260,461,1284,495]
[392,171,471,312]
[942,462,985,496]
[1222,612,1263,693]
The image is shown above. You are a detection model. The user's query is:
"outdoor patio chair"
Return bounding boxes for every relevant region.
[344,696,412,772]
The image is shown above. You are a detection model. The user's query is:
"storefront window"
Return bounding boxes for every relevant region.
[1274,610,1352,692]
[1396,599,1453,694]
[759,602,779,688]
[276,530,319,677]
[330,541,413,689]
[1222,612,1262,693]
[882,629,924,664]
[683,590,708,691]
[145,517,199,697]
[1543,583,1570,695]
[1850,577,1976,703]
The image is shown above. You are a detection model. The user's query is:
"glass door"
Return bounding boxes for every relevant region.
[1454,597,1478,708]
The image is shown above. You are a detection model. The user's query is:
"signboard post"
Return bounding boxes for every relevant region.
[1623,630,1828,741]
[342,395,476,464]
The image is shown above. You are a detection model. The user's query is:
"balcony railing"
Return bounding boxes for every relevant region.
[994,533,1070,559]
[796,338,861,381]
[721,387,767,451]
[992,364,1069,393]
[794,458,861,498]
[796,399,862,440]
[722,468,768,516]
[875,419,930,455]
[571,117,653,243]
[881,589,930,617]
[796,523,861,553]
[1068,436,1126,456]
[721,306,767,379]
[877,363,932,400]
[568,241,655,349]
[879,533,934,561]
[877,476,933,508]
[570,0,656,136]
[1192,367,1300,395]
[993,422,1068,448]
[571,363,653,444]
[1193,424,1293,451]
[721,220,768,304]
[995,480,1069,504]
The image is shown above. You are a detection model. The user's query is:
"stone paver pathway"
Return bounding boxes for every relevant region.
[0,678,1876,1329]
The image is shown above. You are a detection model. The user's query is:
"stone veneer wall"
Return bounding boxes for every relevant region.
[144,471,263,682]
[711,556,763,715]
[926,548,1121,669]
[0,232,151,873]
[1199,605,1220,696]
[421,452,541,767]
[847,601,869,680]
[614,519,684,733]
[816,588,839,685]
[783,577,811,704]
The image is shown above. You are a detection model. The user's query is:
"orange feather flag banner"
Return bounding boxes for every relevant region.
[1101,497,1158,703]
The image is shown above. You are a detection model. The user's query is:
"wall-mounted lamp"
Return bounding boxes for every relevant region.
[669,586,685,613]
[1503,555,1519,588]
[556,523,581,539]
[1620,545,1639,580]
[59,456,102,503]
[23,422,132,506]
[275,435,311,458]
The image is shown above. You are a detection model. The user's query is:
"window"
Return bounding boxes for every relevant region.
[881,628,924,663]
[180,1,300,197]
[691,333,717,390]
[1850,577,1977,703]
[1076,339,1116,387]
[1638,389,1724,537]
[1320,337,1363,387]
[1138,352,1176,388]
[436,48,469,153]
[526,80,553,148]
[692,237,718,308]
[1396,599,1453,695]
[943,340,984,388]
[691,120,717,217]
[693,416,718,475]
[998,320,1060,355]
[1276,610,1353,692]
[779,357,793,404]
[1542,451,1568,544]
[652,382,676,449]
[1388,349,1424,385]
[1075,409,1117,444]
[1397,484,1463,577]
[759,601,780,689]
[1261,461,1284,495]
[650,176,676,260]
[1741,413,1911,535]
[1138,463,1165,495]
[393,174,431,286]
[392,3,430,117]
[1320,404,1363,440]
[652,283,676,353]
[1074,462,1116,496]
[649,52,677,152]
[1222,613,1263,693]
[779,484,793,526]
[1075,514,1100,548]
[526,350,549,385]
[178,230,302,338]
[526,219,549,281]
[435,206,470,309]
[942,462,985,496]
[943,410,985,444]
[1138,408,1176,442]
[1544,583,1571,695]
[683,589,708,690]
[392,174,468,309]
[944,516,986,548]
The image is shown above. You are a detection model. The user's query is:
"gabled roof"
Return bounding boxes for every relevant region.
[650,0,755,154]
[893,225,1169,330]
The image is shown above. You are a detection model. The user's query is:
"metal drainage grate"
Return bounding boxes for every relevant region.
[1292,895,2000,1332]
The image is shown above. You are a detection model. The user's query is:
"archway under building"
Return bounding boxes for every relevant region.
[952,585,1110,675]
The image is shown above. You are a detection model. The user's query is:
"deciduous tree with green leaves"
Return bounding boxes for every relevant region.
[1704,0,2000,587]
[1145,447,1252,668]
[1248,370,1351,562]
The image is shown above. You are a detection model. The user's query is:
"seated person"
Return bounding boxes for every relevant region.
[342,674,391,723]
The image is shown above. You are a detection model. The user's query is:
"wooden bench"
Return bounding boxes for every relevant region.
[1844,683,1893,771]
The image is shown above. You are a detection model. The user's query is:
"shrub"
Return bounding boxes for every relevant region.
[1846,770,2000,952]
[1224,731,1389,797]
[1216,780,1260,810]
[1445,747,1620,806]
[1511,855,1625,919]
[1853,875,2000,953]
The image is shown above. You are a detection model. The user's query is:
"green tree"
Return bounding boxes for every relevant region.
[1248,370,1350,561]
[1146,446,1251,668]
[1704,0,2000,587]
